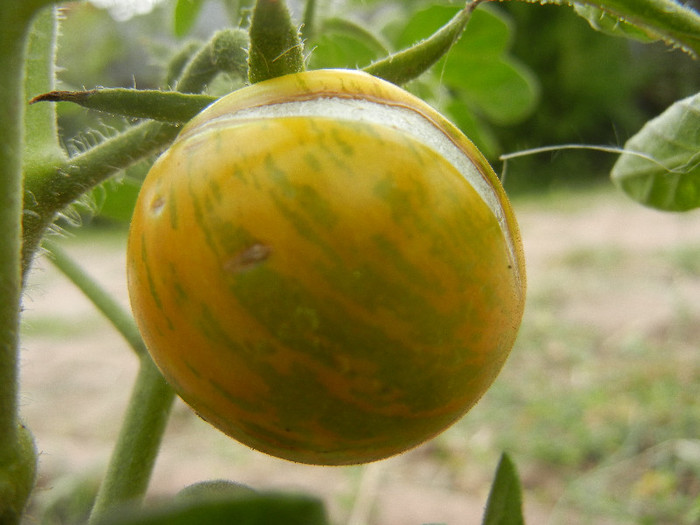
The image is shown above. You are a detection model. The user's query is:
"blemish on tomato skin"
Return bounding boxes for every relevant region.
[224,243,272,273]
[150,195,166,216]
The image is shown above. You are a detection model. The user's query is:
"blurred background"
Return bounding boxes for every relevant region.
[21,1,700,524]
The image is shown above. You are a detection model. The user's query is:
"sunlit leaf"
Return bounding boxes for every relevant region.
[611,92,700,211]
[395,5,538,129]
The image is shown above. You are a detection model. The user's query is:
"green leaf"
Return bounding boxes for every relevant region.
[443,6,539,125]
[248,0,305,83]
[174,0,206,38]
[482,453,525,525]
[571,0,700,56]
[390,3,537,148]
[175,480,256,504]
[31,89,216,123]
[308,18,388,70]
[611,92,700,212]
[573,5,658,42]
[95,493,330,525]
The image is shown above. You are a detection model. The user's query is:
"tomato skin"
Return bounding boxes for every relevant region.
[127,69,525,465]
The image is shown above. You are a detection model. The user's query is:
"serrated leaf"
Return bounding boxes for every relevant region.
[174,0,206,38]
[95,493,330,525]
[611,92,700,212]
[574,5,658,42]
[481,453,525,525]
[571,0,700,56]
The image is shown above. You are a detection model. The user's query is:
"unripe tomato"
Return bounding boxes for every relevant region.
[127,69,525,465]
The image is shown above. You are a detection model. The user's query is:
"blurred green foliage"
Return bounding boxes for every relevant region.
[54,0,700,224]
[497,3,700,194]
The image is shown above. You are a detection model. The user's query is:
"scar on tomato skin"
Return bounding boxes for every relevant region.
[224,243,272,273]
[150,196,166,216]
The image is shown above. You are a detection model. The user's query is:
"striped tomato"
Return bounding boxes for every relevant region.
[127,69,526,465]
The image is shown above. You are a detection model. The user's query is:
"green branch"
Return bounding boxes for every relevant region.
[0,3,66,522]
[175,28,249,93]
[0,1,33,469]
[31,89,216,123]
[21,28,248,279]
[364,1,483,85]
[88,358,175,522]
[22,120,180,277]
[43,238,175,520]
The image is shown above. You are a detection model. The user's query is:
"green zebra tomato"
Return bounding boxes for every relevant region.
[127,69,526,465]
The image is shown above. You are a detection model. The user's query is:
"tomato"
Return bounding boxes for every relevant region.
[127,69,525,465]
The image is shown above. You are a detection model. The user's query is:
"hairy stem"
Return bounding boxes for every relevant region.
[0,3,67,521]
[88,358,175,522]
[0,1,36,469]
[22,121,180,277]
[22,28,249,280]
[43,239,175,520]
[364,0,483,85]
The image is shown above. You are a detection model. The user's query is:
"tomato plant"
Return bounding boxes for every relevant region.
[1,0,698,523]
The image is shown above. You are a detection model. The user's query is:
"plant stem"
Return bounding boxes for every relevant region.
[21,27,249,279]
[0,1,35,468]
[1,3,67,521]
[364,0,483,86]
[40,238,176,520]
[21,120,180,277]
[44,239,147,358]
[88,357,176,523]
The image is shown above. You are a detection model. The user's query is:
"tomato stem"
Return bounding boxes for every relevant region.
[21,28,247,280]
[88,358,175,522]
[43,234,176,521]
[0,3,62,521]
[0,0,32,471]
[363,0,483,86]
